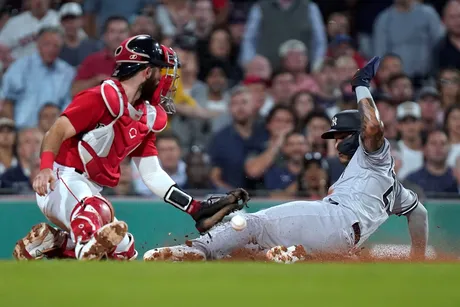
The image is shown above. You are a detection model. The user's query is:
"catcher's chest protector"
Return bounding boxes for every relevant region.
[77,79,167,187]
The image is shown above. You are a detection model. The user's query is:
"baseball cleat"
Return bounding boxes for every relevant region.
[77,221,128,260]
[143,245,205,262]
[13,223,69,260]
[266,245,308,264]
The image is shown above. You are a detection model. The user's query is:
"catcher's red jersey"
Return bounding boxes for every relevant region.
[55,79,168,187]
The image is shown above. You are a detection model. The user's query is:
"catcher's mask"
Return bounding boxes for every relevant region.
[321,110,361,157]
[153,45,180,114]
[112,35,180,114]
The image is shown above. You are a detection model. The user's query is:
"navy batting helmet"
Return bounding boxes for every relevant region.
[321,110,361,156]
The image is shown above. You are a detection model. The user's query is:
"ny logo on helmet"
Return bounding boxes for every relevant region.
[332,117,337,127]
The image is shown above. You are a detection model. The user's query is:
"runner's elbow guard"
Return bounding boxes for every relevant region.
[133,156,193,211]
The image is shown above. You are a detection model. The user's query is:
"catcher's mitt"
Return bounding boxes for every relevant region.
[191,188,250,233]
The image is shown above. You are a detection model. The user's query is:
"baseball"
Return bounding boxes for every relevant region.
[230,215,247,231]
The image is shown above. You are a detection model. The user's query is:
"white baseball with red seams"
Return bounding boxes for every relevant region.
[230,215,247,231]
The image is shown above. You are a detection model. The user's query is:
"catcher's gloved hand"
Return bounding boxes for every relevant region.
[189,188,250,233]
[351,56,381,91]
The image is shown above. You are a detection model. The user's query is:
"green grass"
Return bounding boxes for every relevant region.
[0,261,459,307]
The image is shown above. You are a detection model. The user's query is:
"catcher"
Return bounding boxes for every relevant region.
[13,34,249,261]
[144,57,428,262]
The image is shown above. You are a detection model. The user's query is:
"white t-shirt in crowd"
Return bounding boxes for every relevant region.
[447,143,460,168]
[0,10,59,60]
[397,140,424,180]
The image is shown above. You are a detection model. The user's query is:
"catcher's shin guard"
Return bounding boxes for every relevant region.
[13,223,72,260]
[70,196,115,243]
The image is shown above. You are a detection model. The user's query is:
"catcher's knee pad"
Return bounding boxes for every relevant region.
[110,233,138,260]
[70,196,115,243]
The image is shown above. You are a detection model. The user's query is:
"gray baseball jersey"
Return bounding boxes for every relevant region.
[174,137,419,259]
[326,137,419,245]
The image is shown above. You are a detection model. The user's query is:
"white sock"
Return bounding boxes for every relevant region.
[355,86,372,102]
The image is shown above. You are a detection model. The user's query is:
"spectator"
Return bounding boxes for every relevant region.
[133,132,187,196]
[242,76,270,120]
[0,0,59,62]
[227,5,246,46]
[192,0,215,40]
[335,55,358,86]
[373,0,444,81]
[390,140,426,201]
[326,80,357,119]
[326,12,350,41]
[240,0,326,72]
[261,70,296,116]
[0,117,16,175]
[243,54,272,80]
[291,91,315,129]
[156,132,187,188]
[168,36,221,150]
[130,13,159,39]
[374,53,403,92]
[0,127,43,193]
[406,129,458,195]
[445,104,460,167]
[208,86,263,189]
[155,0,194,43]
[314,59,340,107]
[59,2,100,67]
[264,131,309,191]
[353,0,393,57]
[432,0,460,75]
[416,86,442,132]
[0,27,75,128]
[327,35,367,69]
[198,27,241,84]
[387,73,414,104]
[183,147,214,192]
[279,39,320,94]
[71,16,129,97]
[195,60,231,139]
[104,158,137,196]
[296,152,329,199]
[83,0,155,37]
[304,110,330,156]
[396,101,424,180]
[245,105,296,181]
[275,152,330,199]
[375,93,398,141]
[173,35,205,98]
[437,68,460,109]
[453,155,460,193]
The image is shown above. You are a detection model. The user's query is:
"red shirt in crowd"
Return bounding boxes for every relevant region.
[74,49,116,81]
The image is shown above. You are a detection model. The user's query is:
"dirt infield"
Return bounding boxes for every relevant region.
[223,246,460,263]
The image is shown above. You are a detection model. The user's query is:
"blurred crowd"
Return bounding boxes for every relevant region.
[0,0,460,200]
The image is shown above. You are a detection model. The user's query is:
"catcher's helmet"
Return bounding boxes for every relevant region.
[112,35,177,79]
[321,110,361,156]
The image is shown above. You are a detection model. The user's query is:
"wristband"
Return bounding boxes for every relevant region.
[40,151,55,170]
